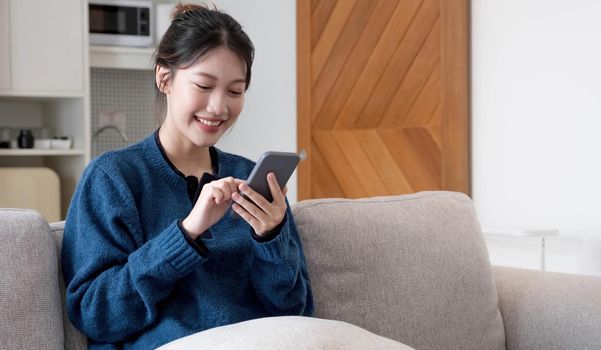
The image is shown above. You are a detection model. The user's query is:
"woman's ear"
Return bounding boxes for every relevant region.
[155,65,171,94]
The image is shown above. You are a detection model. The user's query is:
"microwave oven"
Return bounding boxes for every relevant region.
[89,0,153,47]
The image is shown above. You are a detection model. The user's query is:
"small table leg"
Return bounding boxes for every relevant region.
[541,236,546,271]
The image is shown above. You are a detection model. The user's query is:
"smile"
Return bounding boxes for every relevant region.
[195,116,224,127]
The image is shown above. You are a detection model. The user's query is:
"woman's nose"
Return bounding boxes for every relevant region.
[206,92,228,116]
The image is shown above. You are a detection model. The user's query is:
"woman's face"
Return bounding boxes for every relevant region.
[160,47,247,148]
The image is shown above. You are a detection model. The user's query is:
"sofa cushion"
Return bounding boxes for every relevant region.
[157,316,413,350]
[0,209,64,350]
[292,191,506,350]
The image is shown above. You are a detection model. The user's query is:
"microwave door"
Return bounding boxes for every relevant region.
[90,5,139,35]
[89,3,152,47]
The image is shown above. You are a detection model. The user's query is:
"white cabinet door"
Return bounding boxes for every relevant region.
[10,0,84,93]
[0,0,10,90]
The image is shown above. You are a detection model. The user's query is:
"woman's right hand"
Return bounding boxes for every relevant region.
[181,176,243,239]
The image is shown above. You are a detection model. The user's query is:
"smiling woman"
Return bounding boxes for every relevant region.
[60,4,313,350]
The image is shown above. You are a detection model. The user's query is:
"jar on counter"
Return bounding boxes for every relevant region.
[0,127,12,148]
[17,129,34,148]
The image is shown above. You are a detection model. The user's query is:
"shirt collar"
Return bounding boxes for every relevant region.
[153,129,219,202]
[153,129,219,177]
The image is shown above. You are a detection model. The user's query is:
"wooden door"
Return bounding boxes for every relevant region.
[297,0,469,200]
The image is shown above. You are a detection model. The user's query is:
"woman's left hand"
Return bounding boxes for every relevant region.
[231,172,288,236]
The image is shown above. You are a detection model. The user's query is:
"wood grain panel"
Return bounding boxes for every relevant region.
[354,129,413,194]
[298,0,469,200]
[332,130,389,196]
[357,0,440,128]
[429,102,443,127]
[403,127,442,181]
[311,0,337,49]
[311,0,357,85]
[311,0,378,127]
[377,20,442,129]
[378,127,440,191]
[311,139,345,198]
[297,0,312,199]
[429,103,443,148]
[313,131,367,198]
[404,64,442,127]
[311,180,326,198]
[333,0,423,131]
[441,0,470,194]
[313,0,400,130]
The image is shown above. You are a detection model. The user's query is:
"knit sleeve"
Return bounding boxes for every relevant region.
[61,163,206,343]
[250,200,314,317]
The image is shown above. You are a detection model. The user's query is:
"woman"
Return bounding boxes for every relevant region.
[62,4,313,349]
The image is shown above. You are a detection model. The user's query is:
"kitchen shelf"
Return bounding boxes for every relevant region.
[0,149,85,156]
[0,90,85,99]
[90,45,156,70]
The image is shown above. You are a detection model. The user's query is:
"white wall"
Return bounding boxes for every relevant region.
[212,1,299,203]
[472,0,601,275]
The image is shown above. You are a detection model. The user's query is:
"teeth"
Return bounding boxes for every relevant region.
[196,117,222,127]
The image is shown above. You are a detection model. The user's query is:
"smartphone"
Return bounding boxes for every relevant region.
[231,151,300,218]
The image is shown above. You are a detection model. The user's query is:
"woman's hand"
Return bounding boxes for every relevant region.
[182,176,243,239]
[231,172,288,236]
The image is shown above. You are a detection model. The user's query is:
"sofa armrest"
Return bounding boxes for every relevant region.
[492,266,601,350]
[50,220,88,350]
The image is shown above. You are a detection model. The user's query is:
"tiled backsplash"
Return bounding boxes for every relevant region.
[91,68,159,158]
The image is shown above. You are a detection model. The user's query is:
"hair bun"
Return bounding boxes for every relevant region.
[171,3,204,20]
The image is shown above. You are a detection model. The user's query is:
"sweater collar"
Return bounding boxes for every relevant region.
[153,129,219,177]
[144,129,230,191]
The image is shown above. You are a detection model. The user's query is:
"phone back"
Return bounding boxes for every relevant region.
[246,151,300,202]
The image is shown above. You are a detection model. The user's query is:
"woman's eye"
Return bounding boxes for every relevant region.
[229,90,243,96]
[195,84,212,91]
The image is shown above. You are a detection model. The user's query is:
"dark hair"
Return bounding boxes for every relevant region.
[154,3,255,120]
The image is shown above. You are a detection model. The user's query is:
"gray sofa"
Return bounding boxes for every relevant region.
[1,191,601,349]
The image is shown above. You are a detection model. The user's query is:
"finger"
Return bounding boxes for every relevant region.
[232,193,271,233]
[238,183,273,215]
[223,177,238,196]
[231,203,262,233]
[282,185,288,197]
[233,178,246,195]
[267,172,285,206]
[214,181,232,201]
[218,177,239,200]
[232,201,279,236]
[232,191,269,222]
[211,186,224,205]
[234,187,286,231]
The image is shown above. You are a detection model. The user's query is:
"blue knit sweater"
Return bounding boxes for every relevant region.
[61,133,314,349]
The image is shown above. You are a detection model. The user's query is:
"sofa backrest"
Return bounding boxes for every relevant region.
[291,191,506,350]
[2,191,507,350]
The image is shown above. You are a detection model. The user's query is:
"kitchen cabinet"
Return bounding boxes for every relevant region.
[90,45,155,70]
[6,0,84,94]
[88,0,179,70]
[0,0,9,90]
[0,0,90,219]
